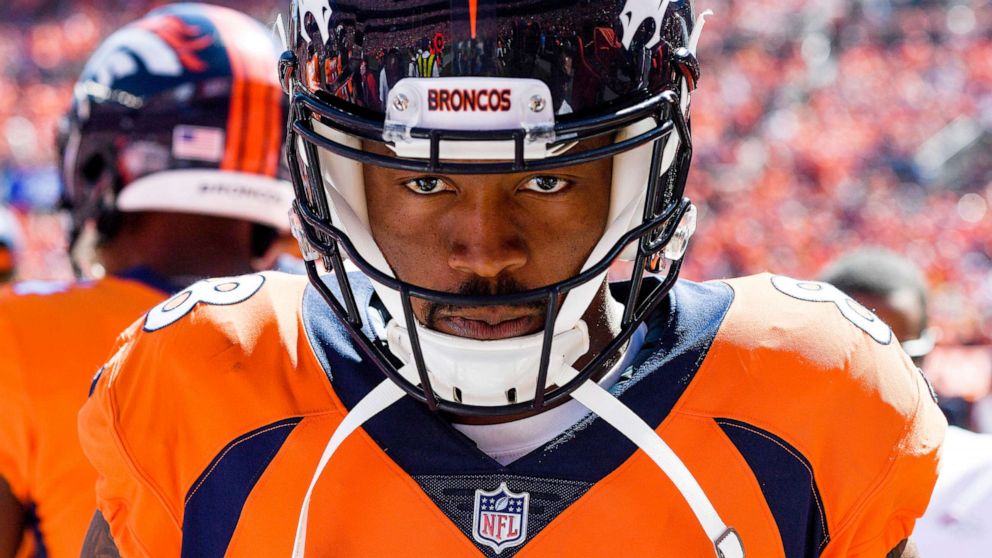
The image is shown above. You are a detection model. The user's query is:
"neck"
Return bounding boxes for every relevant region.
[98,212,256,281]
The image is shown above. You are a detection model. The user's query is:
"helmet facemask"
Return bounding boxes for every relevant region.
[284,1,708,418]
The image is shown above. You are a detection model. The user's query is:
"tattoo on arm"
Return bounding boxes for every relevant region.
[80,511,120,558]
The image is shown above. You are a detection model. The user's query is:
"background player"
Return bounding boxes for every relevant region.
[81,1,942,556]
[0,4,290,556]
[819,248,934,368]
[819,248,992,557]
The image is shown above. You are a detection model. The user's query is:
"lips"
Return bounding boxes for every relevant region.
[436,312,542,340]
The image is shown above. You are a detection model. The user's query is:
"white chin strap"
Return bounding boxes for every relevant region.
[291,379,406,558]
[569,381,745,558]
[291,379,744,557]
[385,319,590,407]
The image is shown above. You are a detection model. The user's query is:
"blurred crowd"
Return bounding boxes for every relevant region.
[685,0,992,345]
[0,0,990,347]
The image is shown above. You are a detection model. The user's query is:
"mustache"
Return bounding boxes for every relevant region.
[423,276,547,328]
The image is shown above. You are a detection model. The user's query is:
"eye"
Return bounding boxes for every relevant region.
[521,176,571,194]
[402,176,450,195]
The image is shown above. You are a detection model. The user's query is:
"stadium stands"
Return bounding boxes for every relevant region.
[1,0,989,344]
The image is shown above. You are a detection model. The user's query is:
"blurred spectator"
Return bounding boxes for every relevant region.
[0,205,22,284]
[925,345,992,426]
[684,0,992,346]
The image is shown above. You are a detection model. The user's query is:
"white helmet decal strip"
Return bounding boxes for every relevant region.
[83,27,184,86]
[298,0,333,44]
[619,0,673,50]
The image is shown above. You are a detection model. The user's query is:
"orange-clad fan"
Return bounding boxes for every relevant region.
[0,4,291,556]
[80,1,945,557]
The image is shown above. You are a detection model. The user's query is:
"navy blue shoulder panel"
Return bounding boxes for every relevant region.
[301,271,381,380]
[181,417,302,558]
[512,279,735,480]
[25,502,49,558]
[716,418,830,558]
[302,276,734,483]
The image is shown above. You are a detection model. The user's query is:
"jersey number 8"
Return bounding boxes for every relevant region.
[144,275,266,332]
[771,275,892,345]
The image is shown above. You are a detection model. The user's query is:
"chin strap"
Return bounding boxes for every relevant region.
[570,379,744,558]
[292,377,744,558]
[292,379,406,558]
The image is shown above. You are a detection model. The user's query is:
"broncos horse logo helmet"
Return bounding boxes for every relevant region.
[619,0,672,50]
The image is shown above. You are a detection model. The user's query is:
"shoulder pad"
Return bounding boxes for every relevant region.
[685,273,944,556]
[80,272,335,554]
[716,273,896,371]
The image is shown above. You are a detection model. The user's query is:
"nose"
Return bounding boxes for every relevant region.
[446,193,528,279]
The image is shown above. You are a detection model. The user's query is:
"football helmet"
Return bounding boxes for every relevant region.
[285,4,746,555]
[58,3,293,256]
[283,0,707,417]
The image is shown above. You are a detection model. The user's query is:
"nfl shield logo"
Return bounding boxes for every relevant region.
[472,482,530,554]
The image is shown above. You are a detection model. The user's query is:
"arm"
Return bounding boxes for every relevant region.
[887,539,920,558]
[80,511,120,558]
[0,476,24,558]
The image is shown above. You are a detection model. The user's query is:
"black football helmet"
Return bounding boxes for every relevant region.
[58,3,293,259]
[283,0,707,417]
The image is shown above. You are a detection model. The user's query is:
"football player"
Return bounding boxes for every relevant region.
[0,4,291,556]
[80,1,945,557]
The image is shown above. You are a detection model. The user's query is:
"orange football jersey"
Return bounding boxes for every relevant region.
[79,272,945,557]
[0,276,166,557]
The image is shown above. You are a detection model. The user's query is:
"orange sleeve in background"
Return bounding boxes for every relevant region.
[0,278,166,558]
[0,309,34,507]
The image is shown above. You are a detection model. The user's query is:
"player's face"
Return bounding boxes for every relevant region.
[364,140,612,340]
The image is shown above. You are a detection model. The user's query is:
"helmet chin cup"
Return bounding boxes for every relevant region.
[386,319,590,407]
